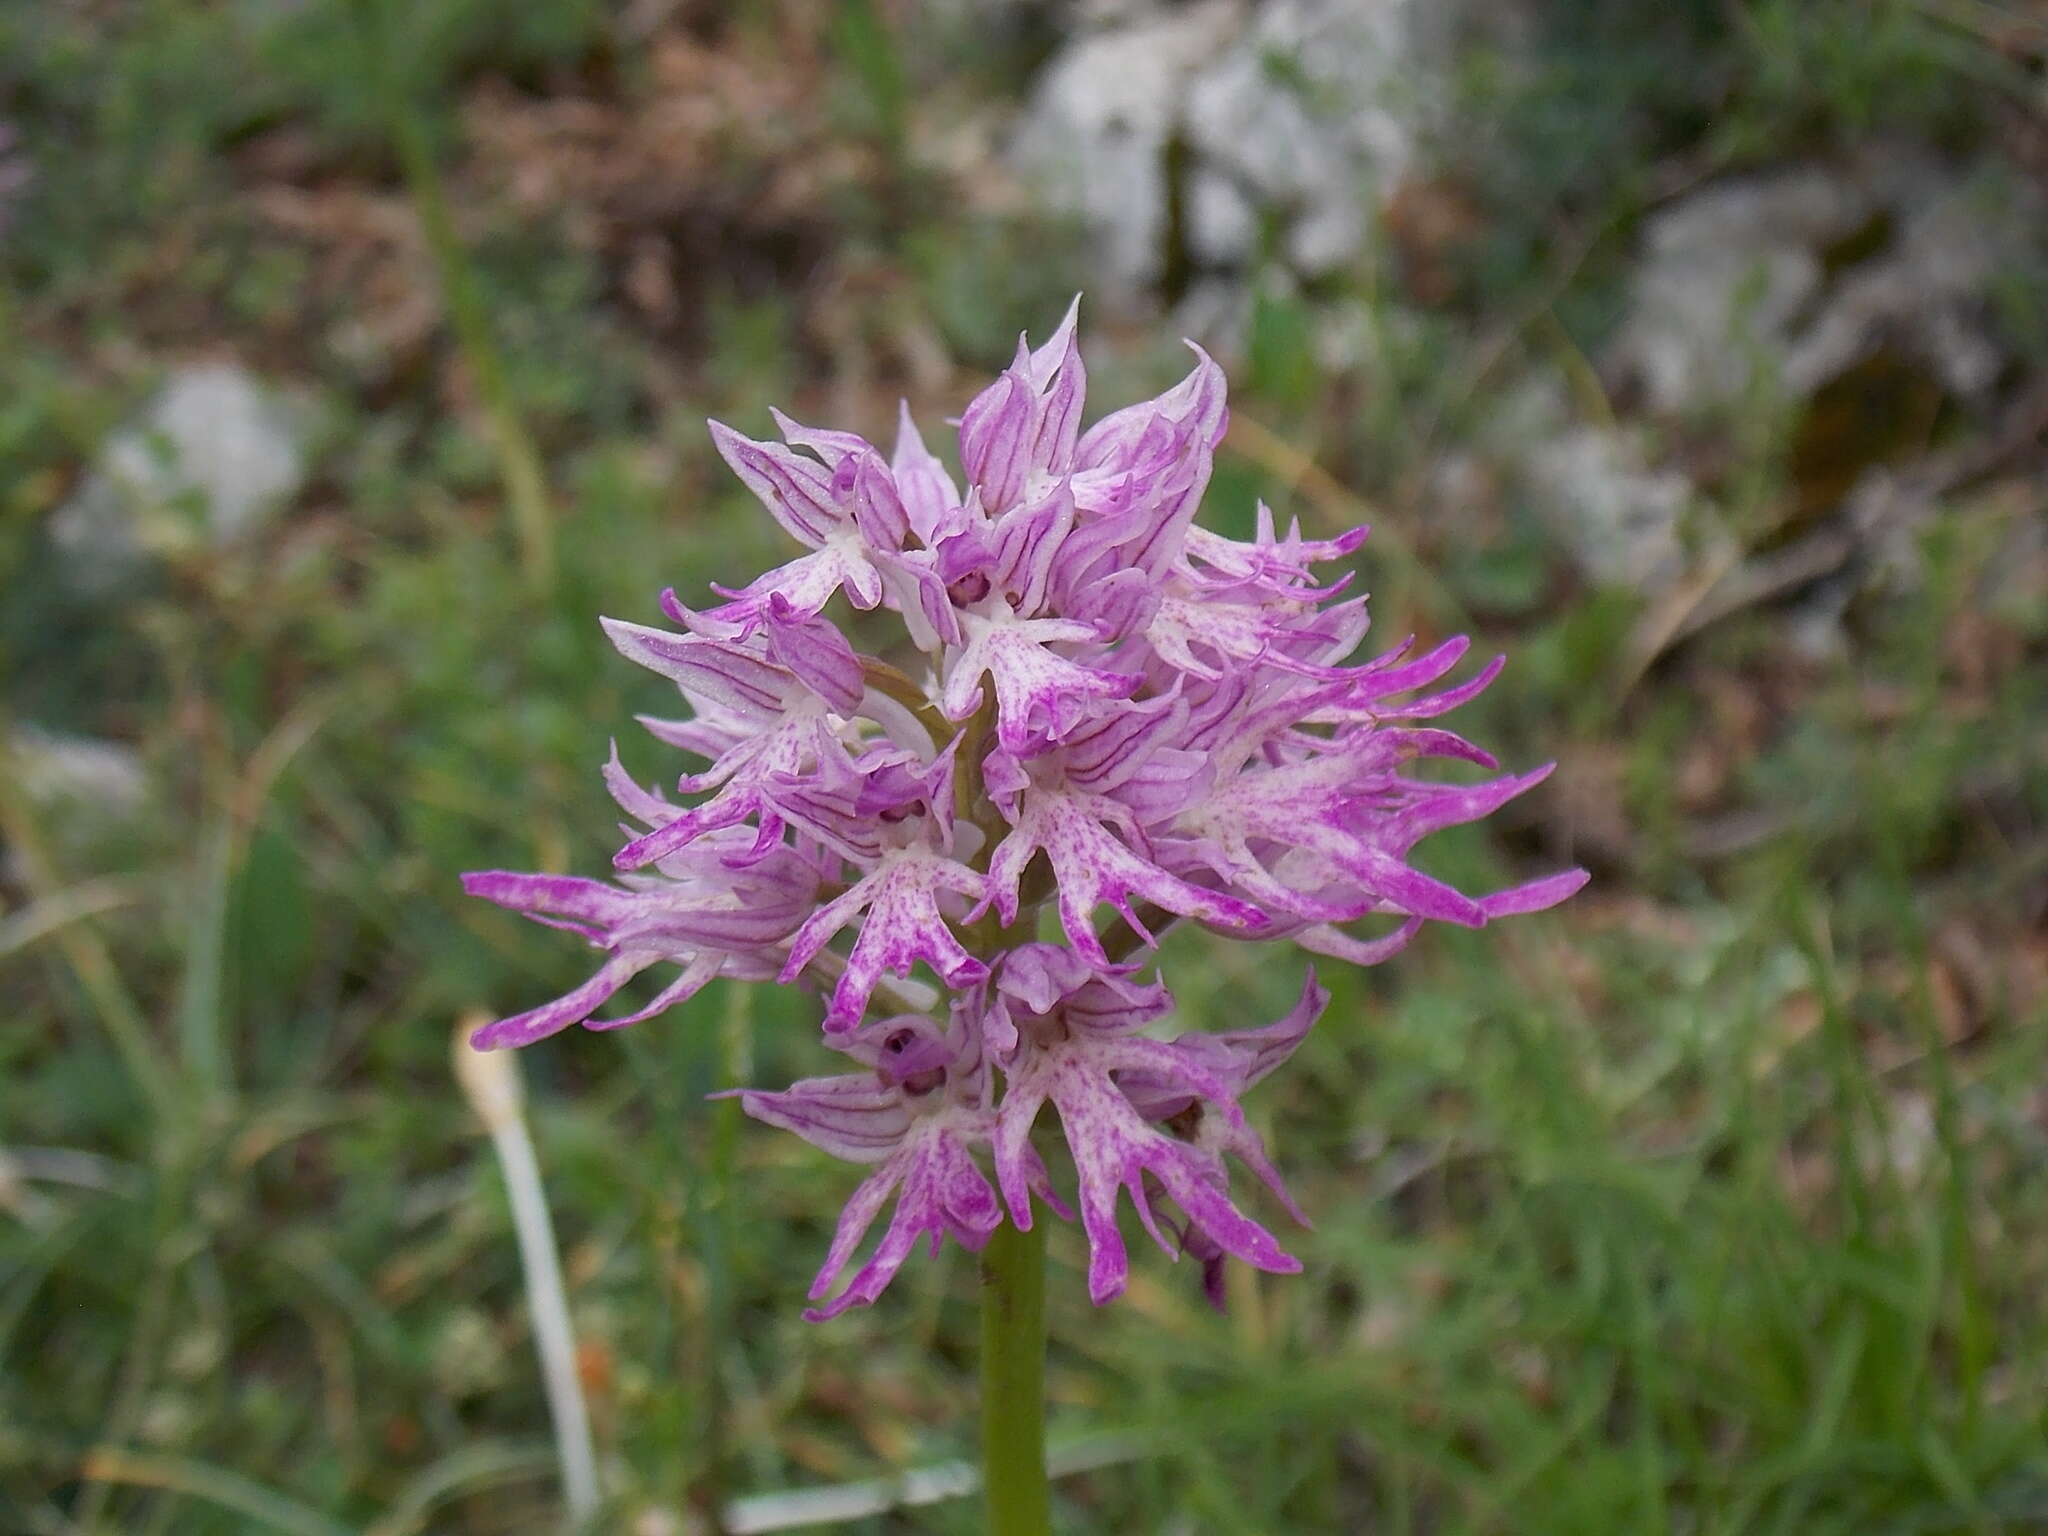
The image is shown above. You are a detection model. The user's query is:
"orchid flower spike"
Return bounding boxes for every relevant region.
[466,299,1586,1313]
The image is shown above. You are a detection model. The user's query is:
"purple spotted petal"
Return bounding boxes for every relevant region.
[987,782,1267,962]
[781,849,992,1033]
[941,611,1138,756]
[802,1120,1002,1320]
[994,1038,1298,1305]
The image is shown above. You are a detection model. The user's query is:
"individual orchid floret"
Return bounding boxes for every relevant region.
[1173,726,1565,932]
[601,602,868,871]
[984,945,1313,1305]
[776,744,994,1033]
[728,1011,1063,1320]
[1117,969,1330,1231]
[464,297,1587,1321]
[1064,342,1228,579]
[703,421,911,625]
[980,714,1266,964]
[941,605,1138,757]
[462,832,815,1049]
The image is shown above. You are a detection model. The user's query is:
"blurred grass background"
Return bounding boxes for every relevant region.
[3,0,2046,1531]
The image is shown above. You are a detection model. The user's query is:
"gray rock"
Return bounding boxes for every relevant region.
[1481,371,1708,596]
[1171,274,1257,355]
[1522,423,1696,594]
[1009,0,1446,302]
[1008,1,1245,300]
[1181,0,1428,278]
[8,726,150,818]
[1607,168,1866,417]
[50,363,311,589]
[4,725,154,876]
[1783,179,2023,400]
[1609,155,2040,418]
[1170,270,1380,376]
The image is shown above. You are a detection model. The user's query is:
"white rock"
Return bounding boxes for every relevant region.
[1181,0,1425,277]
[1607,169,1868,417]
[1523,427,1693,593]
[1609,156,2039,418]
[51,363,310,588]
[8,725,150,820]
[1008,1,1246,300]
[1505,371,1695,595]
[1009,0,1445,301]
[1784,181,2020,400]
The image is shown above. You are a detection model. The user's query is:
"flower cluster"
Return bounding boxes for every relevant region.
[465,302,1584,1318]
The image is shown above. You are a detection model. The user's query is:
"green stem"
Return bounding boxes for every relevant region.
[980,1214,1052,1536]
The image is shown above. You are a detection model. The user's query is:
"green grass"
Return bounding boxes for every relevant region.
[4,1,2046,1530]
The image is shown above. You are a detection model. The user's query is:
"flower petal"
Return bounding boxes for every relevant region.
[710,420,843,546]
